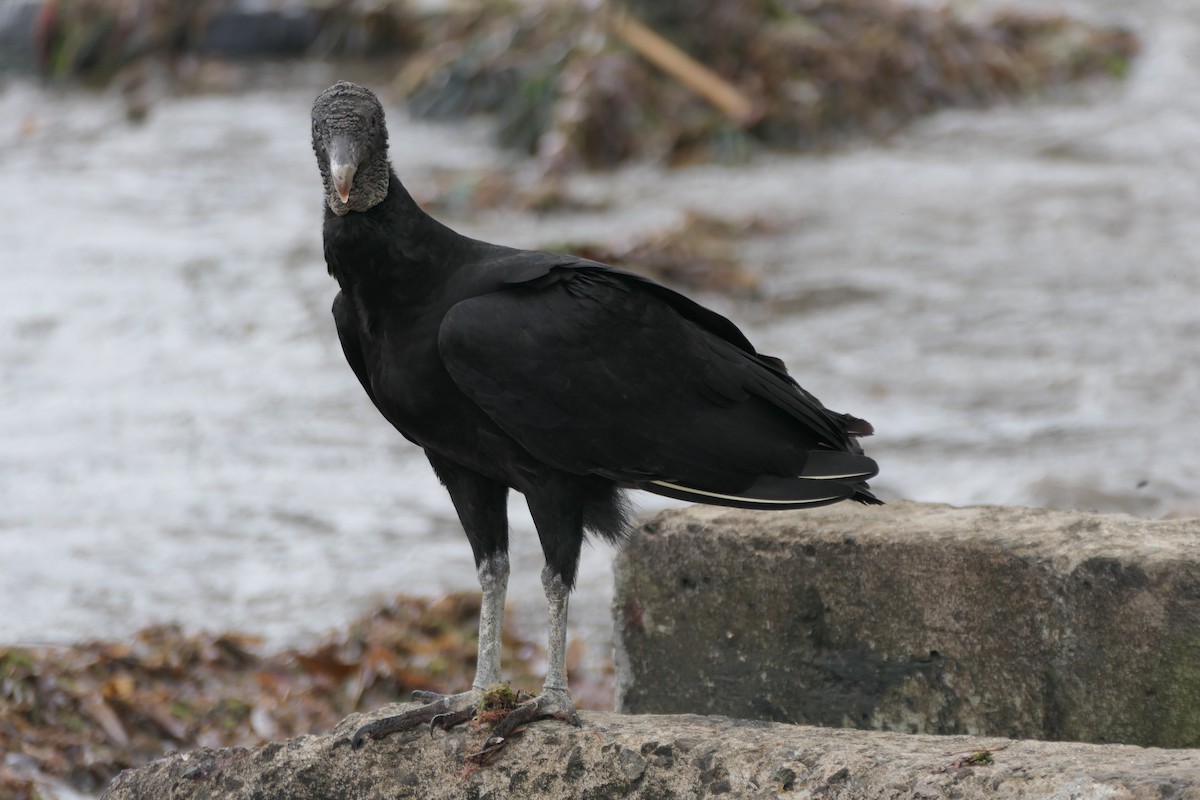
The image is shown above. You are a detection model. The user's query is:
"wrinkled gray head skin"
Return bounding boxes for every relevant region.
[311,82,391,216]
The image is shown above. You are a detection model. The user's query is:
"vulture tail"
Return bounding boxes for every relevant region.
[641,452,882,510]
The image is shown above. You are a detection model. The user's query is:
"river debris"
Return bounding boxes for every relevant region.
[414,166,611,217]
[548,210,772,295]
[415,173,766,295]
[27,0,420,83]
[401,0,1139,167]
[17,0,1138,167]
[0,592,610,800]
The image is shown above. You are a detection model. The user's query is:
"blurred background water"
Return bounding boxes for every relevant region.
[1,0,1197,662]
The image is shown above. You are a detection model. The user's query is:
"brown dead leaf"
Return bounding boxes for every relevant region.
[0,591,605,798]
[80,695,131,748]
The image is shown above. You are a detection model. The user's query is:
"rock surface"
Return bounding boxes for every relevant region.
[102,706,1200,799]
[615,501,1200,747]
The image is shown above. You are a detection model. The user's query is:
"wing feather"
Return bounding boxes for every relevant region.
[332,291,378,407]
[438,265,873,497]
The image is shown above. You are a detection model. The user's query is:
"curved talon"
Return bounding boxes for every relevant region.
[488,705,536,741]
[350,726,375,750]
[466,734,509,764]
[490,696,558,741]
[430,706,476,734]
[352,715,413,749]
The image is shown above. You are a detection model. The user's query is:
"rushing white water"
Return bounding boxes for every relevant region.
[1,0,1197,660]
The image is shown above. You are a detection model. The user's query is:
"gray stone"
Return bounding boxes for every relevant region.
[102,707,1200,799]
[614,501,1200,747]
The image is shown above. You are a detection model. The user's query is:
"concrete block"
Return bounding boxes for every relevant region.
[614,501,1200,747]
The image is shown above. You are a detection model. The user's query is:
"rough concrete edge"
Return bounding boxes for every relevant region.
[621,500,1200,561]
[101,706,1200,800]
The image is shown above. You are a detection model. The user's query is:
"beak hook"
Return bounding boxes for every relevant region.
[328,134,358,205]
[332,162,356,204]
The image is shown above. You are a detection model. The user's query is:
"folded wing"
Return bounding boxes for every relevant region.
[438,261,879,508]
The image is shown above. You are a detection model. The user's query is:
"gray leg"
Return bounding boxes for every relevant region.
[472,552,509,691]
[473,565,581,755]
[541,564,571,693]
[531,563,581,725]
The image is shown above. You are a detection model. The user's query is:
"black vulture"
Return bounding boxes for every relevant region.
[310,82,881,749]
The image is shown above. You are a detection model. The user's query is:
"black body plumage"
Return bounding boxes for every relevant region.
[312,81,880,745]
[315,82,880,587]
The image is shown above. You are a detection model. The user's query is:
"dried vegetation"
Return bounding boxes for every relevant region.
[0,593,610,800]
[552,211,772,295]
[399,0,1137,168]
[33,0,1138,167]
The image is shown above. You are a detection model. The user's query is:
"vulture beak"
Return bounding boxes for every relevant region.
[328,135,357,204]
[332,163,356,204]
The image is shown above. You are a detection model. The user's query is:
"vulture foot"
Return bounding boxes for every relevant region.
[351,689,479,748]
[469,687,580,761]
